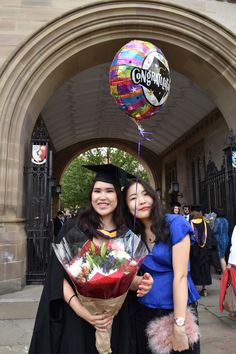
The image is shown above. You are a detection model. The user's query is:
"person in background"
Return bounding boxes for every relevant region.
[182,205,192,222]
[53,210,65,238]
[213,208,230,273]
[123,179,200,354]
[190,206,212,297]
[226,225,236,320]
[203,211,221,275]
[171,201,181,215]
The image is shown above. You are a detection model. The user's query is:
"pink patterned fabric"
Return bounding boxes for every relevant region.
[146,308,200,354]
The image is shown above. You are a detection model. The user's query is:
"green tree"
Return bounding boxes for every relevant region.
[108,147,148,180]
[60,148,149,211]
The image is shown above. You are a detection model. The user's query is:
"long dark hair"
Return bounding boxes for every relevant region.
[77,180,125,239]
[215,208,226,218]
[123,179,170,243]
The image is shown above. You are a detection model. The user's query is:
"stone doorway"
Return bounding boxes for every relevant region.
[0,1,235,292]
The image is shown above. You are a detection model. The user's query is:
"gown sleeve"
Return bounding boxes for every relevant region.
[28,217,88,354]
[28,244,64,353]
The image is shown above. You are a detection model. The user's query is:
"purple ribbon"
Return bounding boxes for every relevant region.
[132,122,153,231]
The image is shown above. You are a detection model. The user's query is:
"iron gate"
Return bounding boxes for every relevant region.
[199,160,226,214]
[200,133,236,229]
[25,122,52,283]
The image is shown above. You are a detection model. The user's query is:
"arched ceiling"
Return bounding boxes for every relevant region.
[42,62,216,155]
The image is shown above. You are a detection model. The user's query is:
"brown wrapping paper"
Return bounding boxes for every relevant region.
[77,292,127,354]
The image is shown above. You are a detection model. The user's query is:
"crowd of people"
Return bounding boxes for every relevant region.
[170,202,232,296]
[29,164,236,354]
[170,201,236,322]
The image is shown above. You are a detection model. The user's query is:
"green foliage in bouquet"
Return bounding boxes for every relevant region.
[84,241,128,275]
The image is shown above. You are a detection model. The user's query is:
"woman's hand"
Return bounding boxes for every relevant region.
[84,312,113,332]
[137,273,153,297]
[169,325,189,352]
[63,280,113,332]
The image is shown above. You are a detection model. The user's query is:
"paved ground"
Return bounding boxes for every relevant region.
[0,274,235,354]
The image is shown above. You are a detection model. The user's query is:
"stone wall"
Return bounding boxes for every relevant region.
[0,0,235,294]
[161,110,229,207]
[0,220,26,295]
[0,0,235,67]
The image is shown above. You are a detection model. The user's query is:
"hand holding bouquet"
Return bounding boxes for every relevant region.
[53,229,148,354]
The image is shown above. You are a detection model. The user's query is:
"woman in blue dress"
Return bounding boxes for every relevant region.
[213,208,229,272]
[123,180,200,354]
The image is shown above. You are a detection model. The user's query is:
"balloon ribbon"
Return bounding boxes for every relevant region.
[132,121,153,231]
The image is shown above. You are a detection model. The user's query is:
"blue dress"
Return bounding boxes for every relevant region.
[135,214,200,354]
[139,214,200,309]
[213,217,229,258]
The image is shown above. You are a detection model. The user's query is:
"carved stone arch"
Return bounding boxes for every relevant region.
[0,0,235,217]
[0,0,236,292]
[54,139,159,187]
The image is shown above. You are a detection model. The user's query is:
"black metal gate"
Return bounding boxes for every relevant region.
[200,132,236,230]
[199,159,226,214]
[25,121,52,283]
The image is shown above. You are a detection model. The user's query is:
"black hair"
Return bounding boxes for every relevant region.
[57,210,64,216]
[215,208,226,218]
[77,180,125,239]
[171,204,181,214]
[123,179,170,243]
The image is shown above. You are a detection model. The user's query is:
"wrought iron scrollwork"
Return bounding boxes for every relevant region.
[24,120,52,283]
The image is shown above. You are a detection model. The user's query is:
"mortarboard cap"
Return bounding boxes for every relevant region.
[83,163,135,188]
[191,205,202,212]
[170,201,181,207]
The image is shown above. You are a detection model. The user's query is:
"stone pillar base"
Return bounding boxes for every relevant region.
[0,219,26,295]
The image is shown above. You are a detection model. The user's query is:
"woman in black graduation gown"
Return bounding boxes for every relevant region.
[190,206,212,297]
[28,164,153,354]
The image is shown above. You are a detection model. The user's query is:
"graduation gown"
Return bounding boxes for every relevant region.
[190,221,212,286]
[28,218,137,354]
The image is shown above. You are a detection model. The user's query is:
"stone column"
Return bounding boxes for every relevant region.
[0,218,26,295]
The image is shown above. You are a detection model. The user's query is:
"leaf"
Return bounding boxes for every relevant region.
[86,254,94,268]
[90,242,96,254]
[101,242,107,259]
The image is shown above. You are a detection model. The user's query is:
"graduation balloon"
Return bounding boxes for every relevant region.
[109,40,171,122]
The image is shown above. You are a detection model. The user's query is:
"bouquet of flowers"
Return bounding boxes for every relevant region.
[204,212,217,230]
[52,229,148,354]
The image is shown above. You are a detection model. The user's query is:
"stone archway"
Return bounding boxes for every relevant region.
[54,139,159,185]
[52,139,159,217]
[0,0,235,292]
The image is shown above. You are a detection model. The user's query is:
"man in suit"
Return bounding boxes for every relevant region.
[182,204,191,222]
[53,210,65,238]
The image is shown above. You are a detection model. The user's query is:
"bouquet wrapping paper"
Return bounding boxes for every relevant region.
[78,292,127,354]
[53,229,148,354]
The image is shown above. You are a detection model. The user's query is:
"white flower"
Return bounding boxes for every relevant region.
[67,259,90,278]
[129,260,137,266]
[110,250,131,260]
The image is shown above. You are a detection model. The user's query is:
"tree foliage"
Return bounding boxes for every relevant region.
[60,148,149,211]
